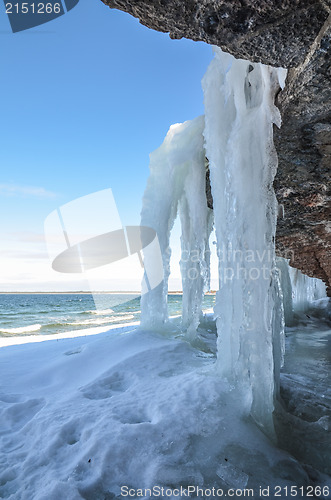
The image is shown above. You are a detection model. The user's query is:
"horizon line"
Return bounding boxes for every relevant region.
[0,290,217,294]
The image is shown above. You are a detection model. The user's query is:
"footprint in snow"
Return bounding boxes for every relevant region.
[113,406,152,425]
[81,371,131,400]
[59,419,81,445]
[0,398,45,434]
[0,393,23,404]
[64,346,84,356]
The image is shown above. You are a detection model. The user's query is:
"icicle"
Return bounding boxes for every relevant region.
[276,257,295,326]
[276,257,327,316]
[288,264,327,313]
[202,47,287,433]
[141,116,211,334]
[179,170,213,339]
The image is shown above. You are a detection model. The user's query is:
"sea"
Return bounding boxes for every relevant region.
[0,293,215,337]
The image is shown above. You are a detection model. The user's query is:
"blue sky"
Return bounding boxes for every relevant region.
[0,0,214,290]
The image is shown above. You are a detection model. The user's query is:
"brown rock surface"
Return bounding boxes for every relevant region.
[274,18,331,294]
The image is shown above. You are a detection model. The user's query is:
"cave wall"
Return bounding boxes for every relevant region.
[101,0,331,294]
[274,18,331,293]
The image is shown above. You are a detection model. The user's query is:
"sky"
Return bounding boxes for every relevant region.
[0,0,216,291]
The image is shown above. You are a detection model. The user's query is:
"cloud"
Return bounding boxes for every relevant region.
[0,250,48,259]
[5,232,46,243]
[0,184,56,198]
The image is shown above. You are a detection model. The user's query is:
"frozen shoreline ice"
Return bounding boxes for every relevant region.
[0,302,330,499]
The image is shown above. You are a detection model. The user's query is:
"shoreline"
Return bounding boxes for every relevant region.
[0,291,217,295]
[0,291,140,295]
[0,321,140,348]
[0,309,215,348]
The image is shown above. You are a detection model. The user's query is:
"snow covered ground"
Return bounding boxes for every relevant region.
[0,302,330,499]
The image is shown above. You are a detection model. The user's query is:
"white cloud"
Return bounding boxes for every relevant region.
[0,184,56,198]
[6,232,46,243]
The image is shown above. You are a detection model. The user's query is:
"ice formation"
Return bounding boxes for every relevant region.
[288,265,327,312]
[141,48,290,432]
[140,116,213,336]
[277,257,327,321]
[276,257,295,326]
[202,48,287,432]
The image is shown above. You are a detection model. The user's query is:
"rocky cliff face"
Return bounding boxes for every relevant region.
[102,0,331,294]
[273,17,331,294]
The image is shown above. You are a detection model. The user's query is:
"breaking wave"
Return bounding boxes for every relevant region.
[0,324,42,335]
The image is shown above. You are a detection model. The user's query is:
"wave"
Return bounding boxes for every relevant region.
[0,313,138,337]
[88,308,114,315]
[103,314,135,323]
[0,324,42,334]
[67,315,135,327]
[202,307,214,314]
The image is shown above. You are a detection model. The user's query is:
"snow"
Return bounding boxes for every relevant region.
[1,309,330,499]
[0,322,323,498]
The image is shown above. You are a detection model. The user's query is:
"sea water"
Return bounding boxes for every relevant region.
[0,293,215,337]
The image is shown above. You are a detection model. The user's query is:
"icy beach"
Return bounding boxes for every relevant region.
[1,40,330,500]
[0,301,330,499]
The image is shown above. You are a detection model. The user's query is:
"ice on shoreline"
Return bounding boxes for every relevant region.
[0,303,330,499]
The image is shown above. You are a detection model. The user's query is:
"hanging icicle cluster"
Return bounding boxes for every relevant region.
[140,116,212,335]
[141,48,288,433]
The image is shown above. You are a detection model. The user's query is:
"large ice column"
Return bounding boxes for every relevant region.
[141,116,211,332]
[202,48,287,432]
